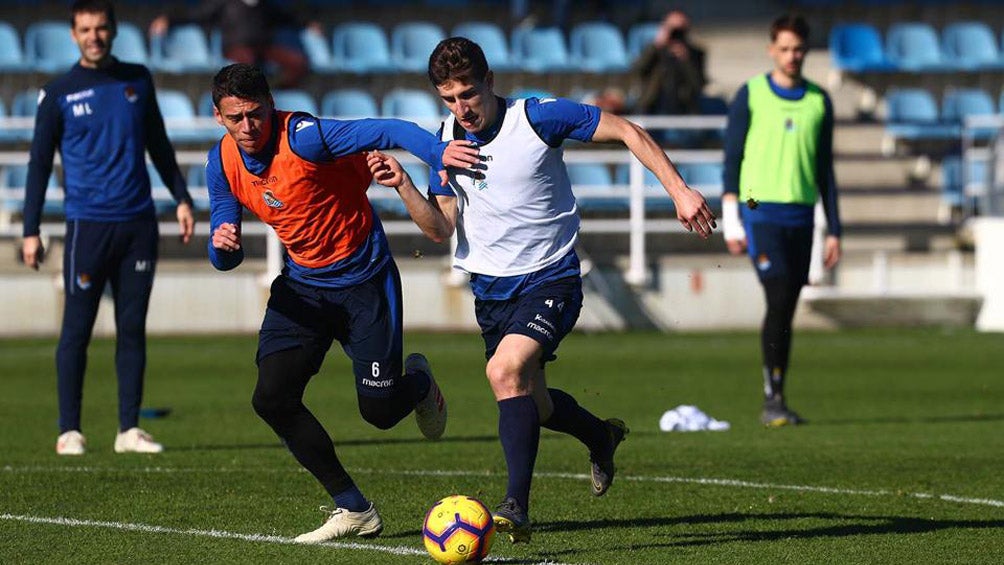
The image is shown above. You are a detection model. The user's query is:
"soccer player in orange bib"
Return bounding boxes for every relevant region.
[205,64,478,543]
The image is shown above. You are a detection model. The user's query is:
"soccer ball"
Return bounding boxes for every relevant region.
[422,495,495,564]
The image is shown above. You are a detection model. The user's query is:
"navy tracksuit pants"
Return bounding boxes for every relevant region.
[57,219,158,433]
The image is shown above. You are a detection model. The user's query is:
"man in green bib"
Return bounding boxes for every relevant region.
[722,14,842,426]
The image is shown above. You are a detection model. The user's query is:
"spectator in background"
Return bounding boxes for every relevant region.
[149,0,321,88]
[631,10,706,116]
[722,15,841,427]
[23,0,195,455]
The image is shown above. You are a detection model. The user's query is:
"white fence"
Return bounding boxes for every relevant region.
[0,114,727,285]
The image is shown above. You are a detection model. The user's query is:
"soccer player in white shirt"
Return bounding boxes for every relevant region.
[368,36,716,543]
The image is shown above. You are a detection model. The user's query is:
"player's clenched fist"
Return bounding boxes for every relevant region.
[212,222,241,251]
[367,151,405,188]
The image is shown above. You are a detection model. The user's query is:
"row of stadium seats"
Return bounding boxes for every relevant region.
[885,87,1004,144]
[0,86,453,143]
[0,19,659,74]
[0,161,725,221]
[831,21,1004,73]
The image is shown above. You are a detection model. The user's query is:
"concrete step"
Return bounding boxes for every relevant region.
[839,190,942,223]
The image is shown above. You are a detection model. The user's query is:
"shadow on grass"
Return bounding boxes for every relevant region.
[811,413,1004,426]
[169,434,499,452]
[539,511,1004,549]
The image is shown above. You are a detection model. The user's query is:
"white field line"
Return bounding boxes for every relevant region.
[4,465,1003,509]
[0,513,574,565]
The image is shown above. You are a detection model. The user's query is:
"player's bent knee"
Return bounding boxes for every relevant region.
[358,394,409,430]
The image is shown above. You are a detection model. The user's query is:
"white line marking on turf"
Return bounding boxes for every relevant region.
[0,513,575,565]
[5,465,1003,509]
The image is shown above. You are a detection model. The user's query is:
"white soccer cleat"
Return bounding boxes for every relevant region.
[408,353,447,440]
[56,430,86,455]
[114,427,163,454]
[293,503,383,543]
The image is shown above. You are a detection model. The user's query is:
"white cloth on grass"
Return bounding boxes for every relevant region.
[659,405,730,432]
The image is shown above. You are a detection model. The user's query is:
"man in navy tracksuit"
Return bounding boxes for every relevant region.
[21,0,195,455]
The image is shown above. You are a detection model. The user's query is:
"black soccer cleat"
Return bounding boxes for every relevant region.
[590,418,629,497]
[493,497,532,543]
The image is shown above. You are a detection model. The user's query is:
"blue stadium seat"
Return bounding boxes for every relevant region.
[272,89,318,115]
[0,97,27,143]
[2,164,63,215]
[509,88,555,100]
[300,28,338,73]
[885,22,952,72]
[568,22,629,72]
[627,22,659,61]
[111,21,148,65]
[331,22,393,73]
[146,163,177,214]
[942,88,997,140]
[156,89,210,142]
[0,21,28,72]
[391,22,445,72]
[151,24,216,73]
[676,162,724,201]
[511,27,573,72]
[197,91,215,117]
[884,88,958,141]
[321,88,379,118]
[829,23,895,72]
[567,163,625,212]
[451,22,515,71]
[184,164,211,211]
[940,155,986,211]
[12,89,40,118]
[941,22,1004,70]
[24,21,80,73]
[613,164,678,212]
[381,88,441,120]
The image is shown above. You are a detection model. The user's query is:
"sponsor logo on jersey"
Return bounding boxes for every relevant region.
[362,378,394,388]
[76,273,92,290]
[124,86,138,103]
[756,253,772,271]
[262,190,284,208]
[294,120,315,132]
[66,89,95,103]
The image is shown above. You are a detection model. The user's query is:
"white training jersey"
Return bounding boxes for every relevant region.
[439,98,579,277]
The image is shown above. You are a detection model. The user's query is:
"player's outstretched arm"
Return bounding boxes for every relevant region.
[367,151,454,243]
[591,112,717,238]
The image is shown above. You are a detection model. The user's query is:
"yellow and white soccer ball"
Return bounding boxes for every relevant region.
[422,495,495,564]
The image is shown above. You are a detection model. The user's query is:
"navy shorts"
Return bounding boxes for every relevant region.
[257,262,405,398]
[474,276,583,365]
[746,222,814,284]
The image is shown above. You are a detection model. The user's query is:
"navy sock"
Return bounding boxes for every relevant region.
[498,396,539,511]
[408,368,431,404]
[333,484,369,512]
[541,388,610,458]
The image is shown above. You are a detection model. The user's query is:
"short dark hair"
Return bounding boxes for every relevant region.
[428,37,489,86]
[212,64,272,108]
[71,0,116,30]
[770,14,809,43]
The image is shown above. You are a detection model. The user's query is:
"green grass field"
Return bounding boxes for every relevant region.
[2,329,1003,564]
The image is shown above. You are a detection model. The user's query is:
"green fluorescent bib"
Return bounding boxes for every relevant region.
[739,74,825,205]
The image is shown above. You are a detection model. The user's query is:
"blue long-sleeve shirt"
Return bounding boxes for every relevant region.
[723,74,841,237]
[206,111,449,287]
[23,58,191,237]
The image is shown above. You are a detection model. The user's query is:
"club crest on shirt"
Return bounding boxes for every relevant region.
[262,190,284,208]
[784,117,795,132]
[124,86,138,103]
[76,273,92,290]
[756,253,772,271]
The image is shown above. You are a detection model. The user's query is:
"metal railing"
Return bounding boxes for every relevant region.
[0,114,727,285]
